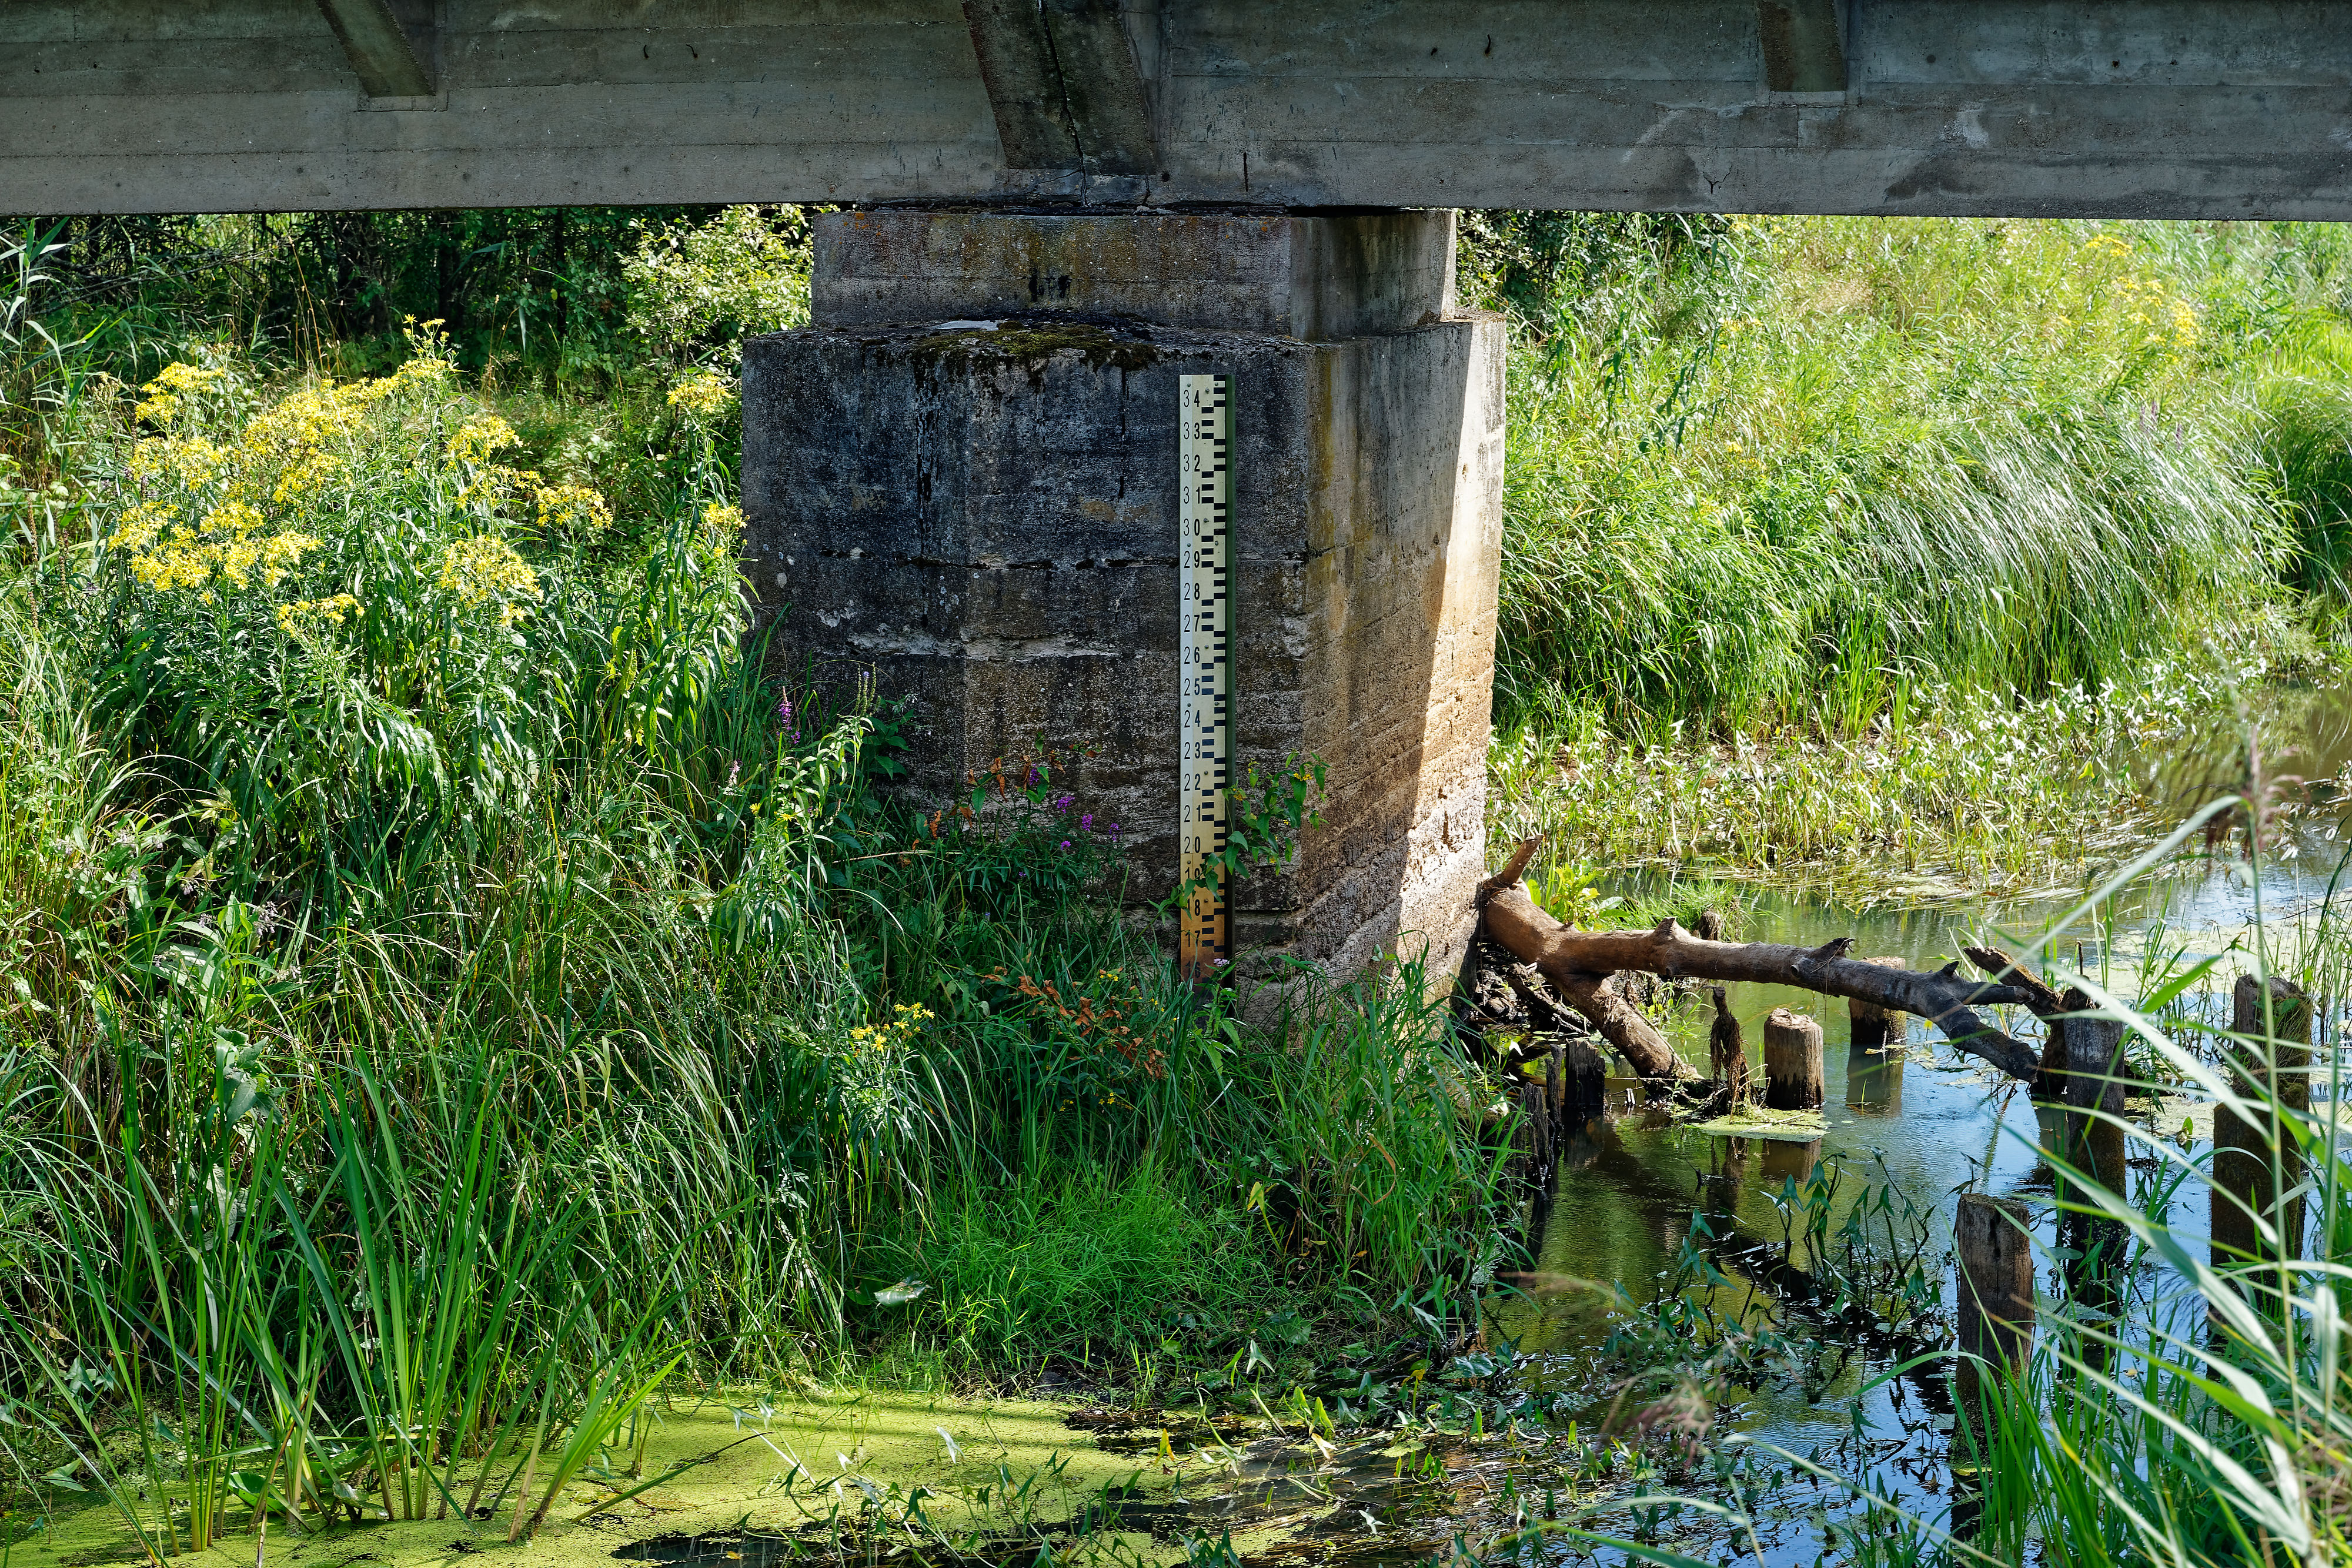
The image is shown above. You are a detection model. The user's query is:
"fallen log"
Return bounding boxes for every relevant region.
[1544,965,1702,1084]
[1477,838,2046,1085]
[1960,945,2067,1019]
[1963,944,2074,1098]
[1475,840,1700,1085]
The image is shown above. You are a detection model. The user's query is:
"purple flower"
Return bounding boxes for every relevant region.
[775,693,794,723]
[1058,839,1071,850]
[1107,823,1122,844]
[1080,813,1094,830]
[1053,794,1074,813]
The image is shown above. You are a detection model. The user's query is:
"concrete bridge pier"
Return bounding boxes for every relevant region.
[743,208,1504,982]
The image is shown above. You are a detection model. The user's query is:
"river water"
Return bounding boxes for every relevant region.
[1475,680,2352,1564]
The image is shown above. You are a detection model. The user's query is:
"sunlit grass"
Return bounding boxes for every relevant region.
[1479,215,2352,744]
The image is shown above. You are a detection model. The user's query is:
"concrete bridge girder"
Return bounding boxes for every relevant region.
[5,2,2351,219]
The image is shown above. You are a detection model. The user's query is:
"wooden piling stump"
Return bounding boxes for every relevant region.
[2054,990,2129,1193]
[1846,956,1907,1053]
[1708,985,1749,1109]
[2213,974,2311,1271]
[1955,1193,2035,1415]
[1763,1008,1825,1111]
[1846,956,1906,1112]
[1548,1037,1567,1148]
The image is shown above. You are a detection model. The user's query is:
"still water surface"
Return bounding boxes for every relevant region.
[1485,681,2352,1563]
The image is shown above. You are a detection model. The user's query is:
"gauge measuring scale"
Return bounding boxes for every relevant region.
[1177,373,1231,982]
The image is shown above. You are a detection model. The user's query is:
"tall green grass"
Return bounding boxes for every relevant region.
[0,234,1514,1544]
[1473,215,2352,741]
[1922,817,2352,1565]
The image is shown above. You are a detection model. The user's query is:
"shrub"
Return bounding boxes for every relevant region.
[622,205,813,367]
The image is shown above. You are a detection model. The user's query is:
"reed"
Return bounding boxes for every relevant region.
[1474,215,2347,743]
[0,230,1514,1544]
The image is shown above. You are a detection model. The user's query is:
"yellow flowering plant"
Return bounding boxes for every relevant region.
[87,325,626,893]
[666,370,736,420]
[83,302,774,908]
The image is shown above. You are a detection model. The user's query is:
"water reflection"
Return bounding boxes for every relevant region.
[1484,680,2352,1560]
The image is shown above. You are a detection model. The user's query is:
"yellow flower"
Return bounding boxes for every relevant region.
[203,501,265,537]
[447,413,519,466]
[456,464,540,510]
[701,503,744,538]
[437,534,542,622]
[108,501,178,555]
[132,537,215,593]
[257,531,321,587]
[273,449,346,503]
[667,371,736,419]
[128,436,229,488]
[216,534,262,589]
[133,362,228,426]
[534,482,612,534]
[275,593,362,634]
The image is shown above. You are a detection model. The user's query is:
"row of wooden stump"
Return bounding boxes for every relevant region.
[1482,931,2316,1507]
[1716,961,1909,1113]
[1947,973,2314,1392]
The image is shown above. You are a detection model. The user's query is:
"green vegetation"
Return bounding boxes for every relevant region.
[1490,658,2265,895]
[10,198,2352,1568]
[0,213,1511,1552]
[1471,214,2352,888]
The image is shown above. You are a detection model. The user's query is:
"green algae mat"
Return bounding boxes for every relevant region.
[1686,1107,1828,1144]
[14,1389,1492,1568]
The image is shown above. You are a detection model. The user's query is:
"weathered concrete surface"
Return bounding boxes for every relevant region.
[814,210,1457,342]
[744,212,1502,978]
[7,2,2352,220]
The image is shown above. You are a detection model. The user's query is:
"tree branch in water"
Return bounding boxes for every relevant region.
[1477,838,2046,1085]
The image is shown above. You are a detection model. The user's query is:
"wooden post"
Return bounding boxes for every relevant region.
[1708,985,1749,1109]
[2054,991,2128,1192]
[1548,1037,1567,1149]
[1955,1193,2035,1405]
[1763,1008,1825,1111]
[2213,974,2311,1272]
[1952,1192,2034,1536]
[1519,1078,1549,1162]
[1846,956,1906,1052]
[1846,956,1905,1112]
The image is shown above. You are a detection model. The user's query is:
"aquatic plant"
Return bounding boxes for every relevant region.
[1489,657,2286,896]
[1473,215,2348,743]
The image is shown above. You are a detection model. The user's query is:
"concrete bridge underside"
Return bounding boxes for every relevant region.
[8,1,2351,219]
[13,2,2348,982]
